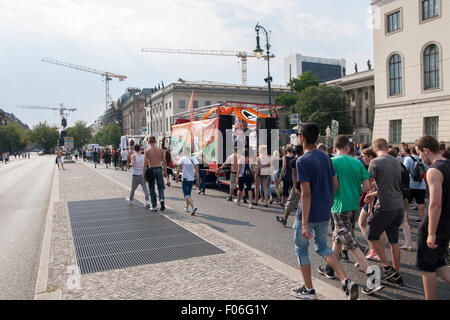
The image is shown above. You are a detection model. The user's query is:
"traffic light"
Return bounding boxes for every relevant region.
[61,117,67,128]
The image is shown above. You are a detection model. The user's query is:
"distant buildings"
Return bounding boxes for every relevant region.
[0,108,29,130]
[284,54,346,83]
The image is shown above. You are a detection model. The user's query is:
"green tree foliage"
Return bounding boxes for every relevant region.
[92,123,122,148]
[294,84,352,135]
[67,121,93,150]
[30,122,60,153]
[0,123,27,152]
[288,71,320,93]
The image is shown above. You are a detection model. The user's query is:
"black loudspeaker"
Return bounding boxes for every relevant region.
[218,115,233,165]
[257,118,278,155]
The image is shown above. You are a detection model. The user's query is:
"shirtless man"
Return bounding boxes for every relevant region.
[143,136,167,211]
[56,148,65,170]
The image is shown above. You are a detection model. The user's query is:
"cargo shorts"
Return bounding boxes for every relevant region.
[331,210,359,251]
[285,187,300,212]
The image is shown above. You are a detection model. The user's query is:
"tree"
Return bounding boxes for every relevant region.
[0,123,26,152]
[30,122,60,153]
[294,84,352,135]
[92,123,122,148]
[67,121,93,150]
[288,71,320,93]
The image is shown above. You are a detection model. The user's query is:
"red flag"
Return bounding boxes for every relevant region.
[188,90,195,122]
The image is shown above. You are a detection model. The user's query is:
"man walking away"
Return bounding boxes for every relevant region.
[176,147,200,215]
[415,135,450,300]
[126,145,150,208]
[121,148,128,171]
[92,148,99,169]
[277,145,295,206]
[143,136,167,212]
[364,138,405,286]
[56,148,65,170]
[219,147,240,202]
[317,135,384,295]
[291,123,359,300]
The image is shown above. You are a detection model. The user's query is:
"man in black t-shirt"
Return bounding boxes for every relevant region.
[415,135,450,300]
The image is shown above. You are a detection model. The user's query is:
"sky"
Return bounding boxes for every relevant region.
[0,0,374,129]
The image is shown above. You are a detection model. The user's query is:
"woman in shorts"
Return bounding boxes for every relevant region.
[256,145,272,207]
[235,148,255,209]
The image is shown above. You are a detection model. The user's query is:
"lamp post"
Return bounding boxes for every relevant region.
[253,23,273,106]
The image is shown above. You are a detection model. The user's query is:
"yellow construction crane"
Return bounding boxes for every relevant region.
[141,48,274,86]
[41,58,127,110]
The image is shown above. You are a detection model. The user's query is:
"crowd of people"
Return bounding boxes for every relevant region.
[1,151,31,165]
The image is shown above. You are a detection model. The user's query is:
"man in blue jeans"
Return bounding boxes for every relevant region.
[291,123,359,300]
[143,136,167,212]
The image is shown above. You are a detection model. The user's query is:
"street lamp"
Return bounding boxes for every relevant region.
[254,23,273,105]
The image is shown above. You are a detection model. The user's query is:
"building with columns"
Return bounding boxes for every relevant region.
[371,0,450,144]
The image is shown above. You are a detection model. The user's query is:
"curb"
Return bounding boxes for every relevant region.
[34,164,62,300]
[83,162,346,300]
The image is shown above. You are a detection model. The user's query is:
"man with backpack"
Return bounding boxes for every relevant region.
[404,147,429,224]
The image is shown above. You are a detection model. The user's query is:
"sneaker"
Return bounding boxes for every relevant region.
[381,266,397,281]
[317,266,335,279]
[342,279,359,300]
[226,196,232,202]
[400,244,414,251]
[386,272,404,286]
[249,203,253,209]
[184,207,190,213]
[150,207,157,212]
[243,199,248,204]
[234,199,240,206]
[354,262,360,268]
[125,197,132,203]
[252,202,258,206]
[160,201,165,211]
[276,216,286,226]
[340,250,350,262]
[290,286,317,300]
[191,207,198,216]
[145,200,150,208]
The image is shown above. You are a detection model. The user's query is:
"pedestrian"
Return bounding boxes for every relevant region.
[256,145,272,207]
[74,149,79,161]
[363,138,405,286]
[56,148,65,170]
[164,147,173,187]
[317,135,384,295]
[176,147,200,215]
[121,148,128,171]
[291,123,359,300]
[112,148,120,170]
[234,148,255,208]
[271,150,282,204]
[82,149,86,161]
[143,136,167,212]
[276,144,303,226]
[414,135,450,300]
[92,148,99,168]
[277,145,295,206]
[103,148,112,169]
[126,145,150,208]
[219,147,240,202]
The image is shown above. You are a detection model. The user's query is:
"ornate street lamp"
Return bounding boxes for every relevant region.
[254,23,273,106]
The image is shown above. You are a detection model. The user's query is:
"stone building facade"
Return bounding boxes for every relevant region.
[371,0,450,144]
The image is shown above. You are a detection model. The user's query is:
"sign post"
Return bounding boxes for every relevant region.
[331,120,339,139]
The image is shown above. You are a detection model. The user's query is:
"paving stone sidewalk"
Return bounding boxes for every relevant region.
[44,162,346,300]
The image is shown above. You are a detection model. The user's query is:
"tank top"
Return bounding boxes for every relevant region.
[283,155,294,181]
[431,159,450,235]
[133,154,145,175]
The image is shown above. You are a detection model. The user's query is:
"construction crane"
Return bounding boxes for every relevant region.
[41,57,127,110]
[141,48,274,86]
[16,103,77,130]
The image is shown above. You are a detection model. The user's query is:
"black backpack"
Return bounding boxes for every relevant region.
[409,156,426,182]
[400,163,410,197]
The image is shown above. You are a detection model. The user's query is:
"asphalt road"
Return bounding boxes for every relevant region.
[83,161,450,300]
[0,155,55,299]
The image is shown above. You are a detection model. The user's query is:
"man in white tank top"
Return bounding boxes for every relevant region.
[126,145,150,207]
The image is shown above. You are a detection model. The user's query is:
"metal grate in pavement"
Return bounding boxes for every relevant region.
[67,198,224,274]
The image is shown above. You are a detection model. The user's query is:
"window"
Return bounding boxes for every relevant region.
[424,116,439,138]
[166,118,168,131]
[193,100,198,108]
[389,54,403,96]
[365,91,369,100]
[390,120,402,143]
[365,107,369,125]
[351,94,355,102]
[169,102,172,109]
[422,0,439,21]
[179,100,185,108]
[205,101,211,107]
[387,10,401,33]
[165,103,168,110]
[424,44,440,90]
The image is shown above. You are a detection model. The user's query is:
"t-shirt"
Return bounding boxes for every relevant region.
[368,155,403,211]
[296,150,335,223]
[403,155,429,190]
[179,156,198,181]
[121,150,128,161]
[332,155,371,213]
[430,159,450,235]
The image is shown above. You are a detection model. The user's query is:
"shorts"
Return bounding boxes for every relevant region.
[282,178,293,197]
[56,157,62,164]
[332,211,359,251]
[122,160,127,165]
[230,172,237,190]
[366,208,404,244]
[285,187,300,212]
[408,189,426,205]
[416,219,450,272]
[182,180,195,198]
[238,176,253,192]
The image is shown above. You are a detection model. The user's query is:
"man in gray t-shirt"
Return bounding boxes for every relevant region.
[364,139,405,285]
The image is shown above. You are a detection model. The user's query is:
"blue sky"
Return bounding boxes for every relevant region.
[0,0,374,128]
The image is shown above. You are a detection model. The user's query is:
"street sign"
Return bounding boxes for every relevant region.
[281,129,297,135]
[289,114,299,125]
[142,127,148,134]
[331,120,339,139]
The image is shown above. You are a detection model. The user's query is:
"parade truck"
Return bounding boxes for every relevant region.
[169,101,285,188]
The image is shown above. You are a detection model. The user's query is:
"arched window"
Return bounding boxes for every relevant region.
[424,44,440,90]
[389,54,402,96]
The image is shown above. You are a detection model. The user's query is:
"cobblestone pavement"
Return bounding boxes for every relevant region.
[45,162,347,300]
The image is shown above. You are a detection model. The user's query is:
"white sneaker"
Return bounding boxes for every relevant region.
[125,197,132,203]
[249,203,253,209]
[184,207,190,213]
[191,207,198,216]
[234,199,240,206]
[150,207,157,212]
[145,200,150,208]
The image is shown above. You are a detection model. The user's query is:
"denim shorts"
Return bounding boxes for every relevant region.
[182,180,194,198]
[293,217,334,266]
